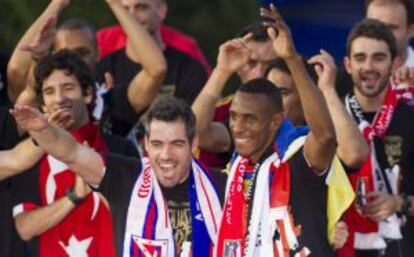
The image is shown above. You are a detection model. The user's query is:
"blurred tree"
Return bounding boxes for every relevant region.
[0,0,258,66]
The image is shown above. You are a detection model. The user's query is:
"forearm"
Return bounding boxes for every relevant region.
[322,88,369,168]
[192,68,231,135]
[127,72,164,113]
[15,196,75,241]
[7,1,66,101]
[0,139,43,180]
[107,1,167,77]
[29,123,78,163]
[285,56,335,142]
[29,124,104,185]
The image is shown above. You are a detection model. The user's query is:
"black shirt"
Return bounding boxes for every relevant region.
[362,101,414,257]
[0,107,24,257]
[0,53,10,106]
[95,47,207,137]
[288,149,334,257]
[99,154,227,256]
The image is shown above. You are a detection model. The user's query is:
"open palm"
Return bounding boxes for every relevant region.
[10,105,48,132]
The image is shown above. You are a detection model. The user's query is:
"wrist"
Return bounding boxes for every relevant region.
[31,52,49,63]
[320,87,337,95]
[397,194,413,216]
[283,53,301,62]
[65,187,85,206]
[213,67,234,79]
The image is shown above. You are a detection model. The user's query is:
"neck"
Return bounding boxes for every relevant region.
[354,87,388,112]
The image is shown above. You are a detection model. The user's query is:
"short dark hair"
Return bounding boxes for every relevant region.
[238,21,269,42]
[57,18,97,49]
[144,96,196,141]
[34,49,95,114]
[265,56,318,84]
[237,78,283,113]
[346,18,397,60]
[365,0,414,25]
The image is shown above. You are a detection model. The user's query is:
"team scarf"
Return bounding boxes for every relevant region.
[344,86,402,250]
[122,157,222,257]
[216,119,310,257]
[36,123,115,257]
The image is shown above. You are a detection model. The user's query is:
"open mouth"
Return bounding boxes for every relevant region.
[159,163,176,177]
[360,72,379,88]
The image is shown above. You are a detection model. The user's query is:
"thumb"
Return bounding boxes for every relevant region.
[314,64,323,77]
[103,72,114,90]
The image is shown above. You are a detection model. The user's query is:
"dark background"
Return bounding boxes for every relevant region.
[0,0,365,64]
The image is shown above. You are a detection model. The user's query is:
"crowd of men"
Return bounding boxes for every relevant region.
[0,0,413,256]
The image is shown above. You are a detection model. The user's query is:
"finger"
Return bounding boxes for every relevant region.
[267,26,278,41]
[308,55,323,65]
[409,68,414,81]
[242,32,253,43]
[104,72,114,90]
[319,49,335,62]
[400,67,408,81]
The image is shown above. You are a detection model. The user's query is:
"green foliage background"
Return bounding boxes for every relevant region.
[0,0,258,65]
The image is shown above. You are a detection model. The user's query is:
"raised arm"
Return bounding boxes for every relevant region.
[309,50,369,168]
[191,39,250,153]
[262,4,336,172]
[7,0,68,102]
[106,0,167,113]
[10,105,105,185]
[0,139,43,181]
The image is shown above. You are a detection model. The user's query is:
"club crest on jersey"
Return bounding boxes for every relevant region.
[132,235,168,257]
[223,240,242,257]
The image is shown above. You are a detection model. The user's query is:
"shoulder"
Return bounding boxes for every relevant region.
[165,47,204,69]
[97,49,125,66]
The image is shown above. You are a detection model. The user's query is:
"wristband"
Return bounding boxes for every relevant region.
[397,194,412,216]
[65,187,84,205]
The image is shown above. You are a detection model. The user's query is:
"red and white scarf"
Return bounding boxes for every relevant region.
[344,87,402,250]
[123,157,222,257]
[13,123,116,257]
[216,136,309,257]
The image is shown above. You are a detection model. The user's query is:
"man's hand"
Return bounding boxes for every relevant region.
[308,50,337,91]
[261,4,297,60]
[73,174,92,200]
[47,109,75,129]
[216,38,251,75]
[392,66,414,86]
[10,105,49,132]
[332,221,349,250]
[102,72,115,90]
[363,192,400,222]
[20,16,57,60]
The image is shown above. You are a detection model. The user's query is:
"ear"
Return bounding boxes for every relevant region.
[83,86,94,105]
[408,23,414,38]
[191,135,199,153]
[41,104,47,113]
[344,57,351,74]
[392,56,403,72]
[144,135,150,152]
[157,1,168,22]
[270,112,284,132]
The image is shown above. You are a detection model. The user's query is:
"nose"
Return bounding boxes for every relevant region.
[362,58,375,71]
[159,145,172,160]
[52,88,66,104]
[230,117,246,137]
